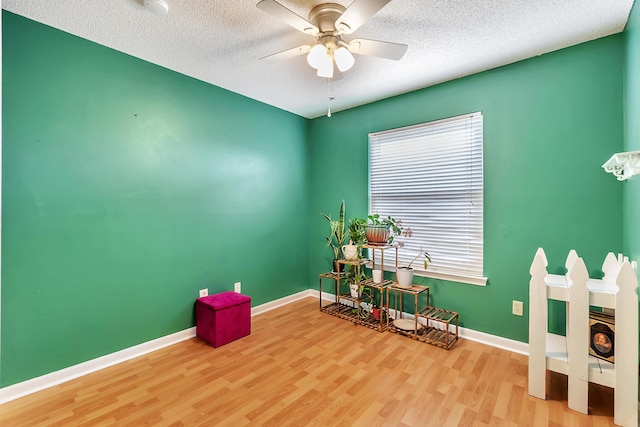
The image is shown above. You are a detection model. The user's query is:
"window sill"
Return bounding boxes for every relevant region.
[413,269,487,287]
[367,262,487,286]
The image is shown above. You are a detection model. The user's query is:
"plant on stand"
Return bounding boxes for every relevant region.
[396,248,432,288]
[346,268,368,297]
[346,267,372,318]
[365,214,413,246]
[360,286,375,320]
[321,200,348,272]
[346,217,367,259]
[371,288,383,320]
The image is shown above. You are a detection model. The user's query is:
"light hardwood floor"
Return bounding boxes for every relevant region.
[0,297,618,426]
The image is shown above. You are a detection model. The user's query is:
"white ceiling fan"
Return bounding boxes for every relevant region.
[256,0,408,79]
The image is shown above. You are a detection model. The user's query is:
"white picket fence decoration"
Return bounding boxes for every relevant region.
[528,248,638,427]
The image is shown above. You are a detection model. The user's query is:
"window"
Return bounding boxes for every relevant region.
[369,112,486,286]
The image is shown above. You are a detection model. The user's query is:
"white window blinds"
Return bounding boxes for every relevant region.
[369,112,485,285]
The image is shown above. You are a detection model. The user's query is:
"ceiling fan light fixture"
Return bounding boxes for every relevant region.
[334,46,355,72]
[257,0,409,80]
[316,55,334,78]
[307,44,327,69]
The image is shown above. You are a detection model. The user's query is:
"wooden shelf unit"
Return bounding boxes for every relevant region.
[363,243,398,272]
[417,306,459,350]
[386,283,428,336]
[319,257,393,332]
[319,244,459,350]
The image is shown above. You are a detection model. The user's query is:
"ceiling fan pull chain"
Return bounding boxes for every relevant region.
[328,97,334,117]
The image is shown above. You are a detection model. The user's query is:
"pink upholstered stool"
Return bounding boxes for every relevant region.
[196,291,251,348]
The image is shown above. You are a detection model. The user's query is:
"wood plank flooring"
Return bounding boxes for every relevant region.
[0,297,618,426]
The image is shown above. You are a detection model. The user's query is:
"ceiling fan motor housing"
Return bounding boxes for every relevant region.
[308,3,345,33]
[309,3,349,54]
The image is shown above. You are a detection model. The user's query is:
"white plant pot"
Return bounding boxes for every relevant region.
[342,244,358,261]
[372,269,383,283]
[396,267,414,288]
[349,284,360,298]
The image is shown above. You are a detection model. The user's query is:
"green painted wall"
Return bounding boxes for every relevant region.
[624,0,640,263]
[1,12,309,387]
[309,35,624,342]
[623,0,640,360]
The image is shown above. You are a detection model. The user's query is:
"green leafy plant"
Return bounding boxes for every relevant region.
[348,217,367,247]
[321,200,347,260]
[358,287,375,319]
[370,287,382,309]
[344,267,377,319]
[345,265,368,285]
[367,213,413,244]
[406,247,432,270]
[346,267,368,309]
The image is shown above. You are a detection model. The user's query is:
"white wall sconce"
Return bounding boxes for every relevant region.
[602,150,640,181]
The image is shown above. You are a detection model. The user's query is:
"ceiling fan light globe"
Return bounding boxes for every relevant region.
[307,44,327,69]
[316,56,334,78]
[334,47,355,72]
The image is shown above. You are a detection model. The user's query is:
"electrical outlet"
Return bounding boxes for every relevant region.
[512,300,524,316]
[234,282,241,293]
[199,288,208,298]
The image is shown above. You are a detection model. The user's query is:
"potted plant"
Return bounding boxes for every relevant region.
[360,287,376,319]
[396,248,432,288]
[347,269,367,297]
[371,289,382,320]
[349,281,361,297]
[365,214,413,246]
[321,200,348,271]
[346,270,376,319]
[345,217,367,260]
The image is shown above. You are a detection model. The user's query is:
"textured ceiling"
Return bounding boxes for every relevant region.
[2,0,635,118]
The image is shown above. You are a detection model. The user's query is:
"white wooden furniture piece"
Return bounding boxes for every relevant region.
[528,248,638,427]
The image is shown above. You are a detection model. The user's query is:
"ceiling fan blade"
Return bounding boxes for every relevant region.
[256,0,318,35]
[348,38,408,60]
[260,45,311,63]
[335,0,392,34]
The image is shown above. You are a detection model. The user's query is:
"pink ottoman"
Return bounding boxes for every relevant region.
[196,291,251,348]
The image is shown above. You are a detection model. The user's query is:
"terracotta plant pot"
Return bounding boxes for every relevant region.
[365,225,390,246]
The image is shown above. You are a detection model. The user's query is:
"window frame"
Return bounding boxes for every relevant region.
[368,112,487,286]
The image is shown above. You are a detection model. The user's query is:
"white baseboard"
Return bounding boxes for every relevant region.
[251,289,316,316]
[0,327,197,404]
[1,288,527,404]
[459,326,529,355]
[314,289,529,355]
